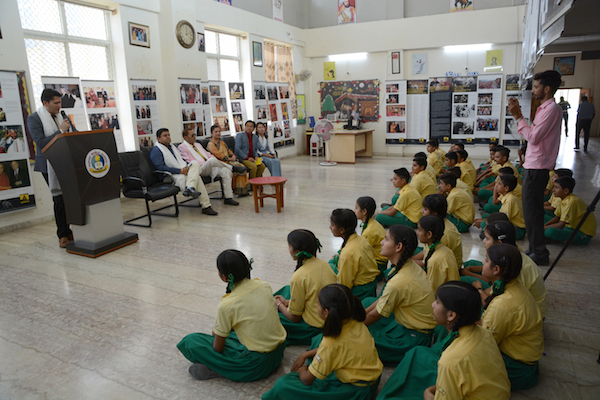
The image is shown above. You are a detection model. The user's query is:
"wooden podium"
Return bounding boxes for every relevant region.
[43,129,138,257]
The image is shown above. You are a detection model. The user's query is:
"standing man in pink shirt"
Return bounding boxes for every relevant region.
[508,70,562,266]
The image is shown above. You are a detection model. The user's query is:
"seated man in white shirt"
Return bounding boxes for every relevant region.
[178,126,241,206]
[149,128,218,215]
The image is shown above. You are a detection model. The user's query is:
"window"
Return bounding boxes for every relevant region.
[205,30,241,82]
[18,0,113,109]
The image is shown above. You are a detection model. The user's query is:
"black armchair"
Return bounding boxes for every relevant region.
[119,150,180,227]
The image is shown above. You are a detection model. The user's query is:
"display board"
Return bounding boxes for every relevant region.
[384,80,407,144]
[406,80,429,143]
[429,77,453,144]
[0,70,36,214]
[208,81,230,134]
[504,74,531,146]
[42,76,88,132]
[179,78,210,139]
[131,79,160,150]
[228,82,247,134]
[474,74,502,142]
[320,80,380,122]
[253,82,268,124]
[82,80,124,151]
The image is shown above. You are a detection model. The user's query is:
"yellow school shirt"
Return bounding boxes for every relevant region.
[425,165,437,181]
[481,280,544,364]
[466,157,476,175]
[435,325,510,400]
[443,218,463,266]
[546,170,555,191]
[493,160,520,183]
[499,191,526,229]
[555,194,597,237]
[338,233,380,289]
[548,193,561,209]
[393,184,423,223]
[410,170,437,199]
[214,278,287,352]
[428,151,443,176]
[376,259,437,332]
[423,243,460,293]
[456,178,474,202]
[309,319,383,383]
[447,187,475,225]
[436,148,447,162]
[519,252,548,319]
[361,218,388,265]
[288,257,337,328]
[513,182,522,199]
[458,161,475,190]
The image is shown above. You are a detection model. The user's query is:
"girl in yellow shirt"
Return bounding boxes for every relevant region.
[177,250,287,382]
[354,196,388,276]
[274,229,337,345]
[263,284,383,400]
[378,281,510,400]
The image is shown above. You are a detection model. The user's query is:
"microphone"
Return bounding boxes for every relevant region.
[60,110,76,132]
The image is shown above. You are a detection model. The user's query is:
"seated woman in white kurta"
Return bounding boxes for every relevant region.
[255,122,282,177]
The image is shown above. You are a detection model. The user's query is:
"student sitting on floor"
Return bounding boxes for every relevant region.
[435,141,447,166]
[477,174,526,240]
[177,250,287,382]
[414,151,437,182]
[426,138,444,176]
[476,142,498,174]
[475,146,519,196]
[361,225,437,366]
[544,170,555,201]
[375,168,423,229]
[262,284,383,400]
[410,157,437,199]
[475,244,544,390]
[417,215,459,292]
[274,229,337,345]
[452,141,476,172]
[438,172,474,233]
[377,281,510,400]
[461,220,548,320]
[447,166,474,202]
[328,209,380,300]
[354,197,388,276]
[481,166,523,216]
[455,149,476,191]
[544,176,597,245]
[444,150,459,172]
[544,168,573,223]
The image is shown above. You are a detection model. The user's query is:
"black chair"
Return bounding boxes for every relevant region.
[119,150,180,227]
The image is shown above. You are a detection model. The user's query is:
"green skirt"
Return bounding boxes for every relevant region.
[503,353,539,390]
[177,331,286,382]
[262,371,380,400]
[376,346,439,400]
[447,214,471,233]
[274,286,322,346]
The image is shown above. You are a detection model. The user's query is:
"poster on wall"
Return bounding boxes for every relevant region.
[475,74,502,141]
[253,82,268,123]
[450,0,474,12]
[228,82,247,134]
[485,50,503,72]
[412,53,427,75]
[266,83,283,148]
[273,0,283,22]
[504,74,530,146]
[429,77,453,144]
[178,78,209,139]
[323,62,336,81]
[338,0,357,24]
[385,80,407,144]
[451,76,478,141]
[81,80,124,152]
[0,70,36,214]
[406,80,429,143]
[320,80,380,122]
[297,94,306,124]
[131,79,160,150]
[42,76,88,132]
[208,81,230,134]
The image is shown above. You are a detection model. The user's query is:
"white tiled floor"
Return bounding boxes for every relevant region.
[1,136,599,399]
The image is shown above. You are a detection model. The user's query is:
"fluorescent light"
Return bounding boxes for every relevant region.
[444,43,492,53]
[328,52,368,61]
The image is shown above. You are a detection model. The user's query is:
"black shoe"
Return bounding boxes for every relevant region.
[224,198,239,206]
[525,249,534,256]
[183,187,201,198]
[233,165,248,173]
[574,147,580,150]
[380,203,392,209]
[188,363,219,380]
[202,206,218,215]
[584,148,588,152]
[529,253,550,266]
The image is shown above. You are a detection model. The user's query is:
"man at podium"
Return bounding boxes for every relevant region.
[27,89,75,248]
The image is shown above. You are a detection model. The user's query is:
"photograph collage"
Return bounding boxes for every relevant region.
[83,82,120,135]
[178,80,210,139]
[384,80,407,140]
[132,81,160,149]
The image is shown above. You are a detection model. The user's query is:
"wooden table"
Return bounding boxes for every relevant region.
[249,177,287,213]
[328,129,373,164]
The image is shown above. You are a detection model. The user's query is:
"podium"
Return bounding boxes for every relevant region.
[43,129,138,257]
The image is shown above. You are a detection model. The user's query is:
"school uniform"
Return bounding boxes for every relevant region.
[436,148,447,163]
[361,218,388,273]
[263,319,383,400]
[458,161,476,190]
[544,170,555,201]
[378,325,510,400]
[499,191,526,239]
[442,217,463,267]
[518,252,548,319]
[482,280,544,390]
[365,259,437,365]
[423,243,460,293]
[425,165,437,181]
[333,233,380,300]
[428,151,443,176]
[275,257,337,345]
[375,185,422,229]
[446,187,475,232]
[545,193,597,244]
[410,170,437,199]
[482,180,522,213]
[544,193,562,223]
[491,160,521,184]
[456,178,475,202]
[177,278,287,382]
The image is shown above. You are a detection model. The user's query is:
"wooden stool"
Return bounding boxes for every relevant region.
[249,177,287,213]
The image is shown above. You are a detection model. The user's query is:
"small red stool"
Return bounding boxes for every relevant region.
[249,177,287,213]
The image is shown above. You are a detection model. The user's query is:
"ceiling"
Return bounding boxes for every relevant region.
[545,0,600,53]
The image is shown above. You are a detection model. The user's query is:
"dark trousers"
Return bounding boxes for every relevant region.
[42,173,73,239]
[562,113,568,133]
[522,169,549,257]
[575,118,592,150]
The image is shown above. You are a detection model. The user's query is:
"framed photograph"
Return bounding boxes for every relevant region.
[391,51,400,74]
[197,33,205,52]
[554,56,575,76]
[129,22,150,48]
[253,41,263,67]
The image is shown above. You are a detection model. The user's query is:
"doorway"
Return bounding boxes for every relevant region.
[555,88,581,136]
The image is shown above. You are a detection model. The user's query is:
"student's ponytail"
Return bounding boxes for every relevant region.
[287,229,322,271]
[319,284,366,337]
[216,249,253,294]
[386,225,418,281]
[484,244,522,308]
[419,216,445,273]
[436,281,481,333]
[356,196,377,227]
[330,209,358,248]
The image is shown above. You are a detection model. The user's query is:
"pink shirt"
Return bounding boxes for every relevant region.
[517,98,562,170]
